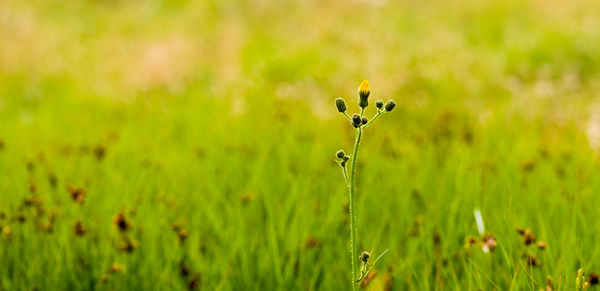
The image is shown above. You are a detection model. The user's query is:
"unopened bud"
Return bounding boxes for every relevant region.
[358,80,370,108]
[375,100,384,110]
[352,114,361,128]
[335,98,347,113]
[360,251,370,262]
[336,150,345,159]
[384,99,396,112]
[361,117,368,125]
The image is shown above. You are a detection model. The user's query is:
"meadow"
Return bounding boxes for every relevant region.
[2,0,600,290]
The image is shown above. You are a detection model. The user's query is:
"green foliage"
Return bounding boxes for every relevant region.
[2,0,600,290]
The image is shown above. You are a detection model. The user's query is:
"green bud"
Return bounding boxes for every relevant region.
[336,150,345,159]
[360,251,370,262]
[335,98,347,113]
[352,114,361,128]
[375,100,384,110]
[361,117,368,125]
[384,99,396,112]
[358,80,370,108]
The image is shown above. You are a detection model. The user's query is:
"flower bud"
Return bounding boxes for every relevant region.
[384,99,396,112]
[335,98,347,113]
[352,114,361,127]
[336,150,345,159]
[358,80,370,108]
[361,117,368,125]
[375,100,384,110]
[360,251,370,262]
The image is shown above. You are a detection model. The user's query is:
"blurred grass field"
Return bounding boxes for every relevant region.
[2,0,600,290]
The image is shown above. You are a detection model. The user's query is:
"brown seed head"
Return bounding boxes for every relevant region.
[523,229,536,245]
[67,186,87,204]
[113,213,130,232]
[178,230,189,244]
[74,221,86,236]
[188,273,201,290]
[525,254,541,267]
[589,272,599,286]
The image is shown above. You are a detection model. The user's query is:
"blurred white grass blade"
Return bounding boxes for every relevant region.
[474,209,485,236]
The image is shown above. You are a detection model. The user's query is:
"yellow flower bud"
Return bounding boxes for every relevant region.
[358,80,370,108]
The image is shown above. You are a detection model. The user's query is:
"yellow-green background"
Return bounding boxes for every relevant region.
[1,0,600,290]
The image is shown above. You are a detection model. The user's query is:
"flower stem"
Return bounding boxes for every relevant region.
[363,111,383,128]
[348,126,362,290]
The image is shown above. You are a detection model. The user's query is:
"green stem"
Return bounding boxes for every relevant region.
[341,166,349,186]
[363,111,384,128]
[342,112,352,122]
[348,127,362,290]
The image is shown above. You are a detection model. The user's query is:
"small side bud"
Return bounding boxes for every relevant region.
[384,99,396,112]
[360,251,370,262]
[335,98,347,113]
[375,100,384,110]
[358,80,370,108]
[336,150,345,159]
[361,117,368,125]
[352,114,361,128]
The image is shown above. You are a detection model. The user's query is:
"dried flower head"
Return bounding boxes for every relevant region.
[464,236,478,248]
[482,233,497,252]
[188,273,201,290]
[113,213,130,232]
[360,270,378,288]
[74,220,86,236]
[93,145,106,160]
[67,186,87,204]
[117,238,138,253]
[180,260,191,277]
[522,229,536,245]
[589,272,599,286]
[178,229,189,244]
[524,254,541,267]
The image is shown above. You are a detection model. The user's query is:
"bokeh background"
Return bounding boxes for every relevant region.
[2,0,600,290]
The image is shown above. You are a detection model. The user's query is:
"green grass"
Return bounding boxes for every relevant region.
[2,0,600,290]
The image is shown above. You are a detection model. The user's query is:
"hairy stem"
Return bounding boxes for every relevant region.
[348,127,362,290]
[342,112,352,122]
[363,111,383,128]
